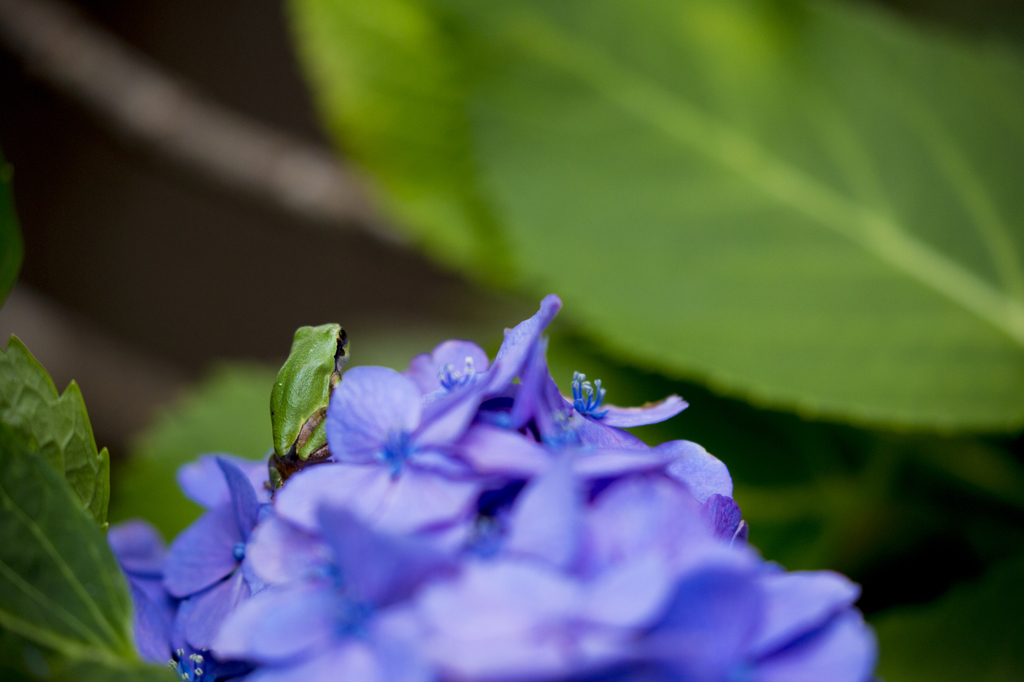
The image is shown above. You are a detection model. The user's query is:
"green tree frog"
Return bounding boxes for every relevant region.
[267,323,348,488]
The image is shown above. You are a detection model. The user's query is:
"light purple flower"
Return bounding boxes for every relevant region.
[406,339,490,395]
[163,457,267,651]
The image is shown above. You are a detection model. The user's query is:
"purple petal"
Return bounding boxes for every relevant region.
[702,494,743,543]
[163,505,241,598]
[414,560,580,680]
[568,415,648,449]
[584,475,711,573]
[572,448,676,478]
[128,580,172,664]
[751,609,877,682]
[484,295,562,395]
[405,340,489,395]
[178,454,270,508]
[662,440,733,502]
[644,568,763,680]
[246,516,329,585]
[182,571,251,651]
[504,455,582,570]
[581,558,675,628]
[275,463,395,531]
[508,338,571,438]
[318,506,453,607]
[108,520,165,577]
[598,395,688,428]
[414,387,483,450]
[213,581,337,664]
[218,457,260,540]
[750,571,862,658]
[326,367,422,462]
[454,424,550,476]
[248,639,431,682]
[374,465,482,534]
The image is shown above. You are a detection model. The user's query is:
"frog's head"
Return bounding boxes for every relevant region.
[270,324,348,467]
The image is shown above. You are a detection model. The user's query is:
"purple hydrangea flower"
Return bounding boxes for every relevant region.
[164,457,268,651]
[128,295,876,682]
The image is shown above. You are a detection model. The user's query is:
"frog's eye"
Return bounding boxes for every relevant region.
[334,328,350,374]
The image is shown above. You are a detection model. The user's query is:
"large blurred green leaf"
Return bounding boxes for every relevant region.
[872,553,1024,681]
[110,364,277,540]
[290,0,1024,429]
[0,424,172,681]
[0,337,110,526]
[0,423,133,668]
[0,149,21,309]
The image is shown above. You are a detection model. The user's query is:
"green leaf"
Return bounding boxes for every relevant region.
[110,364,278,539]
[290,0,1024,429]
[0,337,110,526]
[0,423,134,669]
[872,554,1024,681]
[0,148,22,309]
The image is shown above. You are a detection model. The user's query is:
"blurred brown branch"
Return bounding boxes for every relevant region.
[0,0,403,244]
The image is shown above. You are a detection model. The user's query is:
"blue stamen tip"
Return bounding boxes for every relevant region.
[571,371,608,419]
[232,543,246,561]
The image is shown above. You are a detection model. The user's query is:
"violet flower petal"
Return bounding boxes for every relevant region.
[218,457,260,541]
[484,295,562,395]
[573,448,676,478]
[178,454,269,508]
[415,560,580,680]
[645,568,762,680]
[661,440,733,502]
[248,639,431,682]
[415,387,484,450]
[702,494,744,542]
[108,520,165,577]
[127,581,172,664]
[581,557,675,629]
[569,415,648,450]
[317,506,452,607]
[752,609,877,682]
[504,455,582,570]
[213,581,338,664]
[406,340,489,395]
[275,462,395,532]
[163,505,242,598]
[750,571,862,658]
[597,395,688,428]
[454,424,550,476]
[326,366,422,463]
[182,570,251,651]
[246,515,329,585]
[373,464,482,534]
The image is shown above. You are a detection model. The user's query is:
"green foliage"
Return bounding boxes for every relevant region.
[0,337,110,526]
[110,364,277,539]
[872,554,1024,681]
[290,0,1024,429]
[0,149,22,309]
[0,423,133,669]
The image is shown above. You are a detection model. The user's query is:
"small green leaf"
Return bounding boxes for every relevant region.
[291,0,1024,429]
[872,554,1024,681]
[0,423,135,669]
[0,337,110,526]
[110,364,277,539]
[0,148,22,309]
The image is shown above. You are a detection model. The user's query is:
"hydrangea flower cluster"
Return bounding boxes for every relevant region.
[109,296,877,682]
